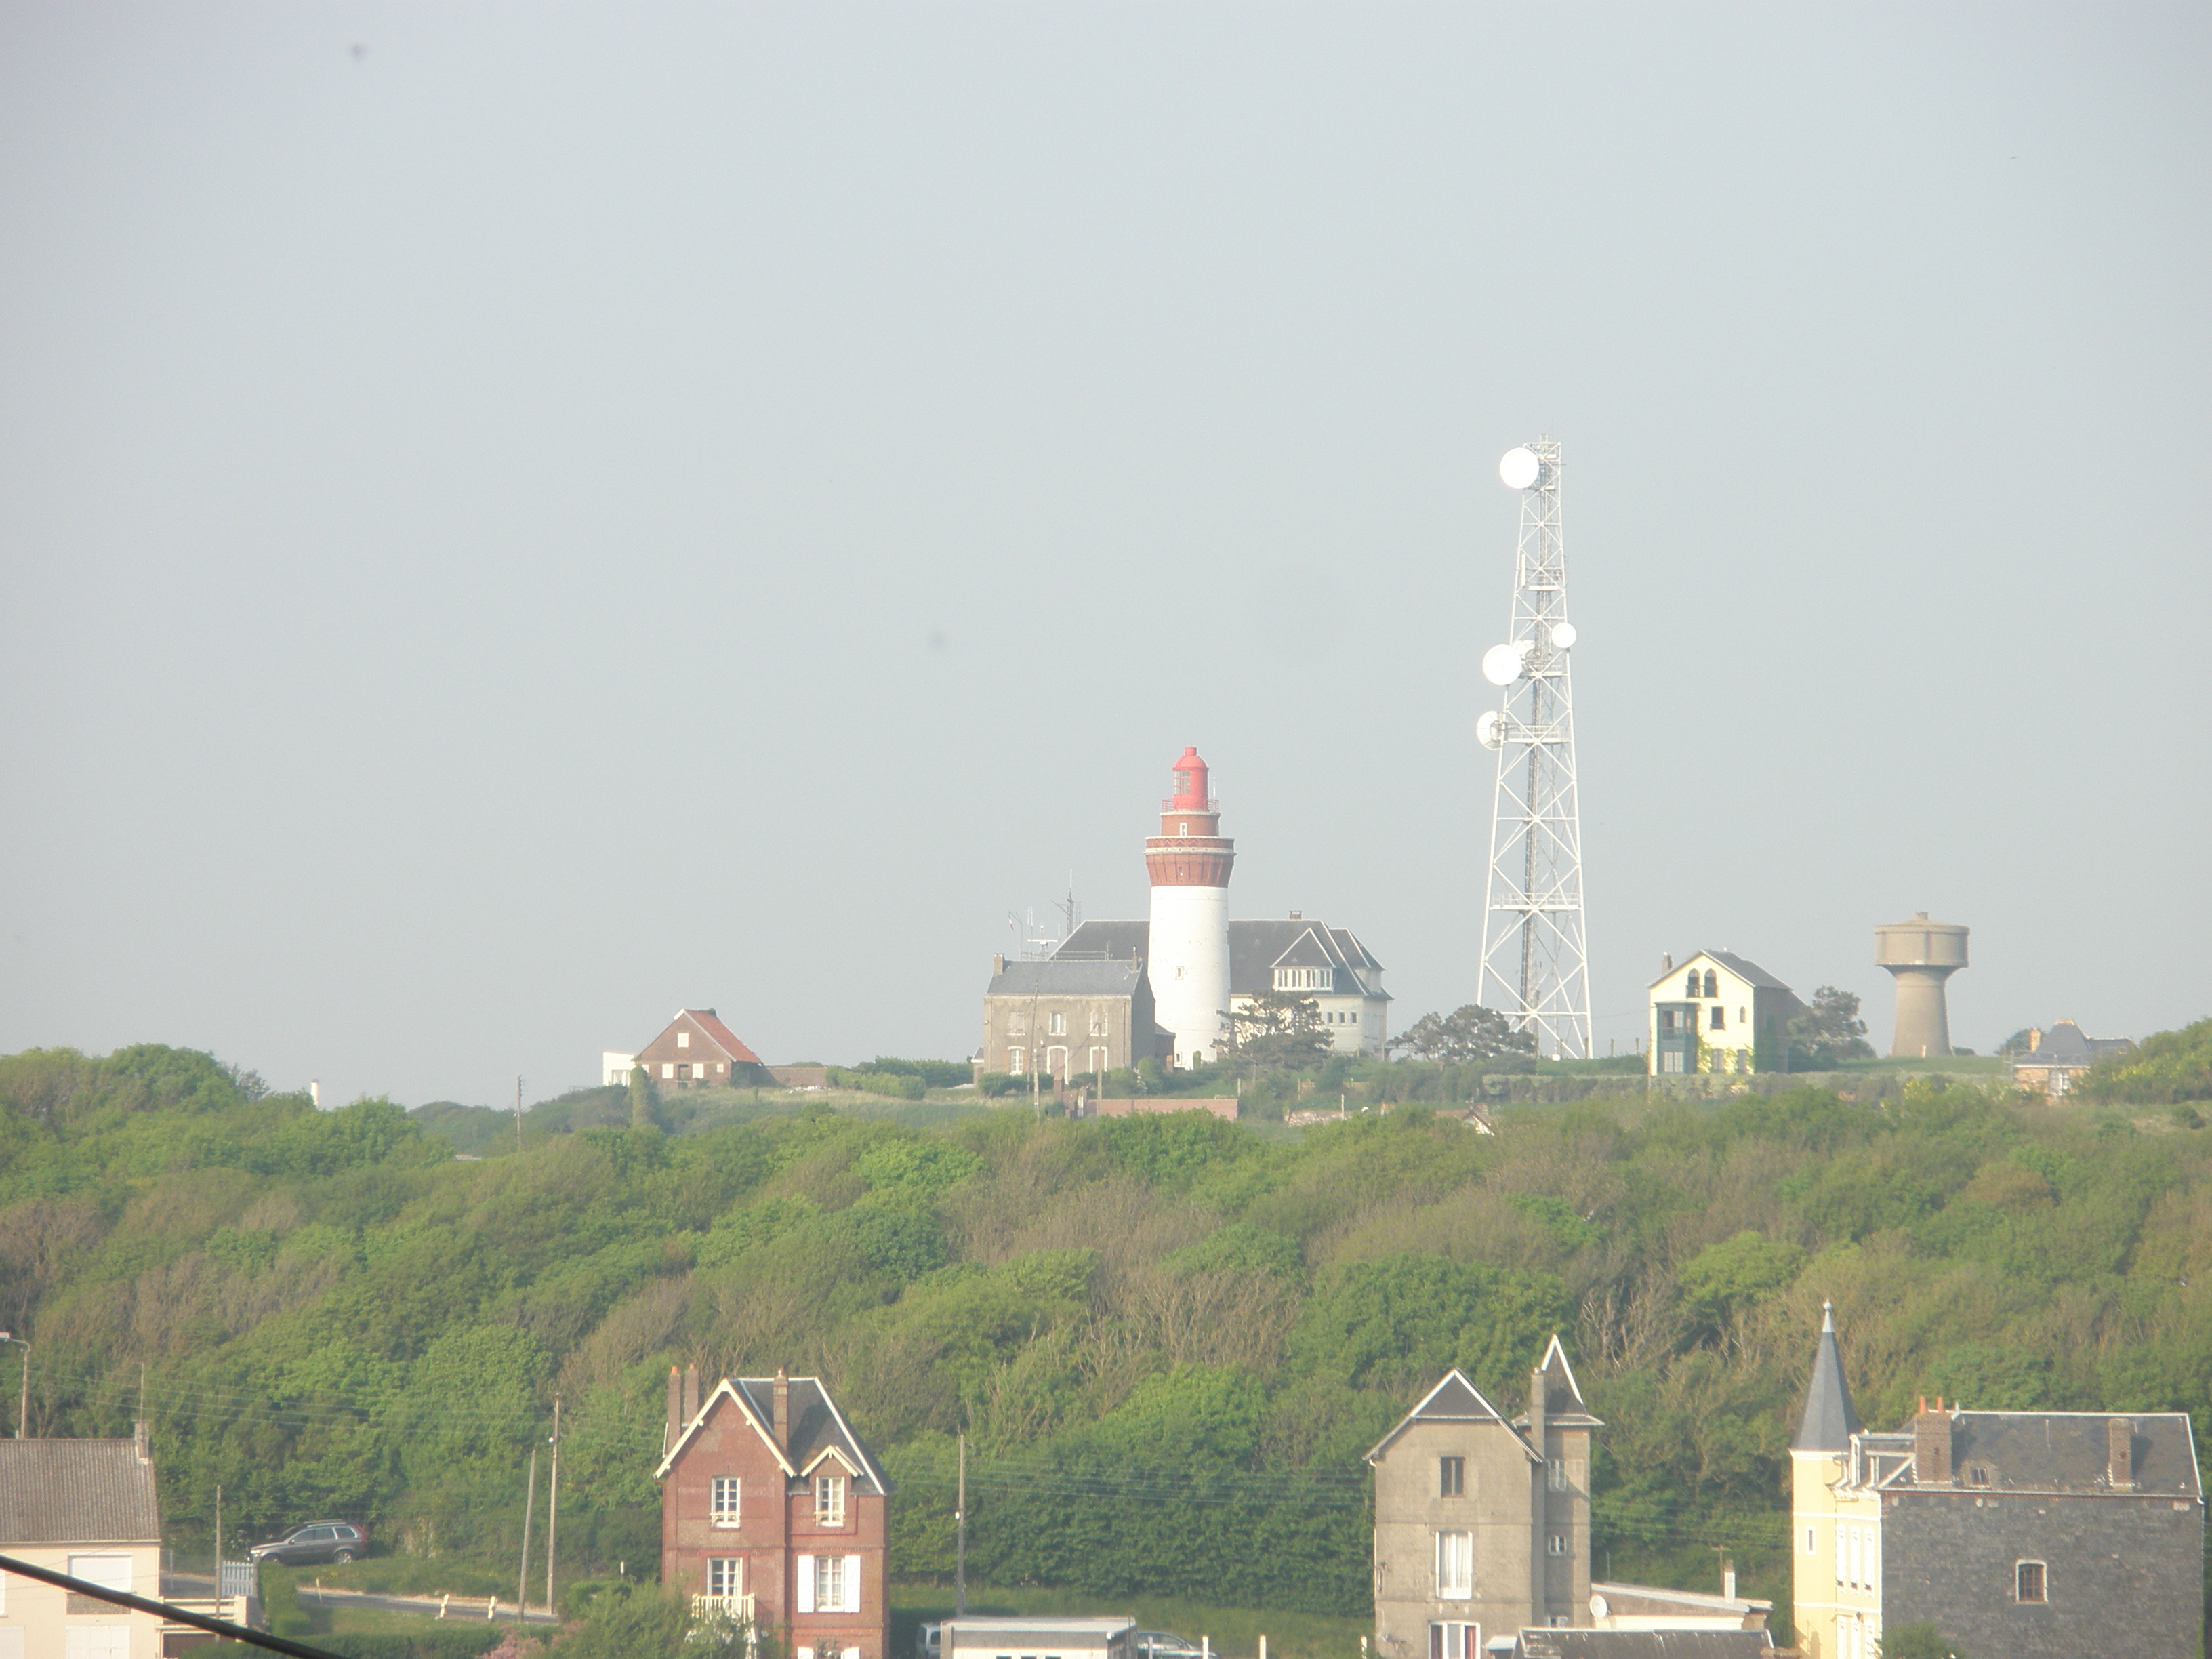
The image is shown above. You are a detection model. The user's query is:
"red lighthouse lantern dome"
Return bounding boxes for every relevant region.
[1170,747,1211,811]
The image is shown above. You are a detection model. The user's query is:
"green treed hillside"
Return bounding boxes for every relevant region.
[4,1043,2212,1634]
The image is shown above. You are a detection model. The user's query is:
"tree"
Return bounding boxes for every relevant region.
[627,1065,663,1130]
[1788,986,1875,1067]
[1223,991,1336,1071]
[1391,1004,1536,1063]
[1994,1028,2036,1057]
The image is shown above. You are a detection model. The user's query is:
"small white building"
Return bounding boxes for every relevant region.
[1647,951,1800,1076]
[942,1619,1135,1659]
[602,1051,637,1088]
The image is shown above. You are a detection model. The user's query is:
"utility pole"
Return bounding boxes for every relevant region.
[954,1432,967,1616]
[214,1484,222,1590]
[518,1446,538,1617]
[544,1395,562,1614]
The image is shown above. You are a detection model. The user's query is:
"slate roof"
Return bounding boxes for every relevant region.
[2013,1020,2131,1066]
[657,1374,890,1492]
[1515,1634,1771,1658]
[0,1437,161,1544]
[1894,1410,2200,1498]
[1648,950,1795,995]
[987,958,1149,998]
[1793,1303,1860,1452]
[1054,919,1388,999]
[1364,1368,1542,1466]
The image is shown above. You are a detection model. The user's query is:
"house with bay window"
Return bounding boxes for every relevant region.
[657,1364,890,1659]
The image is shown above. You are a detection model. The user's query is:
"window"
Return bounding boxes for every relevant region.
[1684,970,1699,998]
[1547,1534,1567,1557]
[1806,1525,1816,1555]
[708,1558,743,1598]
[1709,1006,1725,1030]
[1008,1048,1025,1074]
[1739,1007,1747,1024]
[802,1553,861,1613]
[1090,1048,1108,1076]
[678,1031,691,1048]
[711,1476,741,1526]
[1547,1456,1568,1492]
[816,1473,848,1525]
[1090,1008,1108,1036]
[2016,1561,2046,1603]
[1049,1012,1066,1036]
[65,1635,129,1659]
[1966,1464,1991,1487]
[1835,1523,1847,1586]
[662,1063,675,1079]
[1009,1012,1027,1036]
[1661,1050,1685,1073]
[1427,1624,1475,1659]
[1849,1525,1862,1589]
[1351,1012,1358,1024]
[1435,1530,1473,1599]
[1439,1456,1465,1497]
[1703,970,1718,997]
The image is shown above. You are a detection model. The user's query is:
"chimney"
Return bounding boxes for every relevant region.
[992,954,1006,975]
[1527,1364,1549,1468]
[1661,953,1673,975]
[2108,1417,2135,1490]
[1723,1561,1737,1601]
[682,1361,699,1429]
[774,1367,791,1450]
[2028,1027,2041,1052]
[665,1365,683,1454]
[1912,1396,1953,1486]
[134,1420,150,1463]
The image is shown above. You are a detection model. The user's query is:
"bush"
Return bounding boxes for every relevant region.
[977,1072,1025,1097]
[321,1633,523,1658]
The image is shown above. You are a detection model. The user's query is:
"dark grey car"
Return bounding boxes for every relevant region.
[247,1521,369,1565]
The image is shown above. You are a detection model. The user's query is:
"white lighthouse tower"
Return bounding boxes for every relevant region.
[1145,746,1235,1070]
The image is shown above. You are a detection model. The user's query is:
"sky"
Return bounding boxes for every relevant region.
[3,3,2207,1107]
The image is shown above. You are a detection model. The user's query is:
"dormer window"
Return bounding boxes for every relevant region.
[1966,1464,1992,1488]
[815,1473,847,1525]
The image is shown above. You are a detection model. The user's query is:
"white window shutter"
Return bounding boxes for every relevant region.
[796,1555,816,1613]
[844,1553,863,1612]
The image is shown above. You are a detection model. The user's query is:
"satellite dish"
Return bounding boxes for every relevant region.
[1499,447,1540,490]
[1475,710,1504,750]
[1481,642,1525,687]
[1551,621,1577,649]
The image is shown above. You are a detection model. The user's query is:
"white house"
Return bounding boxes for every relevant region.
[0,1429,165,1658]
[1647,951,1800,1076]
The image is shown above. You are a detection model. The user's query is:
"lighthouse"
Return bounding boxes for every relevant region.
[1145,746,1235,1069]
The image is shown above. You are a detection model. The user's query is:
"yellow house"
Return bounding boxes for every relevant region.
[1789,1303,1881,1659]
[0,1428,165,1658]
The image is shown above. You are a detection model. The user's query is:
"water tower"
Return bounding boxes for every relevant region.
[1875,912,1969,1057]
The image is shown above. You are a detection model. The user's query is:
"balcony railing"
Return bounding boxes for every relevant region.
[693,1591,758,1622]
[1160,796,1221,813]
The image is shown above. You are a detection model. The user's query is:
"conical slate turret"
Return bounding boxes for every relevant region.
[1793,1300,1860,1452]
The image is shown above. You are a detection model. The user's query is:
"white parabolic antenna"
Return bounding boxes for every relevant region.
[1481,642,1526,686]
[1499,447,1540,490]
[1551,621,1577,649]
[1476,710,1504,750]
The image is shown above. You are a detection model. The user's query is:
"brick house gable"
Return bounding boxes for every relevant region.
[659,1366,890,1659]
[635,1009,768,1089]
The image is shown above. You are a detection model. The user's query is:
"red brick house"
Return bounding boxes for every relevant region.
[635,1009,768,1089]
[657,1364,890,1659]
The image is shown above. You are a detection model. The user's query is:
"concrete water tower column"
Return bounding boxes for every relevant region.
[1875,912,1969,1057]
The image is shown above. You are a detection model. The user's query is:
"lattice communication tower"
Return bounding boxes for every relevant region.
[1474,438,1591,1058]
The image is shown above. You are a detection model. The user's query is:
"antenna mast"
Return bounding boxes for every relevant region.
[1475,438,1591,1058]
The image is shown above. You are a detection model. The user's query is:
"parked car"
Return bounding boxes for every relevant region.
[247,1521,369,1565]
[916,1622,942,1659]
[1134,1633,1203,1659]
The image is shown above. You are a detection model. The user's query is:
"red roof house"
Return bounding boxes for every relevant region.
[634,1009,767,1089]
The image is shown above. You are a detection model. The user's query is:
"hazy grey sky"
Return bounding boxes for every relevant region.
[4,4,2207,1107]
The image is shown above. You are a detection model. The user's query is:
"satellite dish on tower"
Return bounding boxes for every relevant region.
[1499,447,1540,490]
[1476,710,1504,750]
[1551,621,1577,649]
[1481,641,1530,686]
